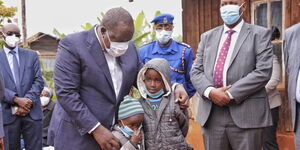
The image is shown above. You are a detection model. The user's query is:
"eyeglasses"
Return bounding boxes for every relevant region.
[4,32,21,38]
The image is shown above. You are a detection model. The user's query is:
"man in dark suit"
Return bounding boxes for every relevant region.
[190,0,273,149]
[0,70,5,148]
[48,7,188,150]
[0,23,44,150]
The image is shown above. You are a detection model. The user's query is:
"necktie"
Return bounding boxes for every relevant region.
[213,30,235,88]
[9,50,21,95]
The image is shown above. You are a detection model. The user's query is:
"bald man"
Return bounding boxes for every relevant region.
[0,23,44,150]
[190,0,273,149]
[48,7,189,150]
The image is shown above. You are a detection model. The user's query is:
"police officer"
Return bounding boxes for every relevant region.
[139,13,196,98]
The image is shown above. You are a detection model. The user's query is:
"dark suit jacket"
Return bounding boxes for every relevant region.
[191,23,273,128]
[0,70,5,137]
[48,27,142,149]
[0,47,44,125]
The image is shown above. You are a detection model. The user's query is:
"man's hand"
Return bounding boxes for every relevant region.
[92,125,120,150]
[130,128,142,145]
[209,85,232,107]
[15,107,30,116]
[174,84,189,109]
[13,97,32,111]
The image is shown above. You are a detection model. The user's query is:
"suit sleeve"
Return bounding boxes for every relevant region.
[228,29,273,104]
[0,71,5,102]
[24,52,44,102]
[54,38,99,135]
[190,34,214,97]
[184,48,196,98]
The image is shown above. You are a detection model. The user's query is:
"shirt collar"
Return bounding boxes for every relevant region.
[4,46,19,55]
[223,19,244,34]
[152,40,177,55]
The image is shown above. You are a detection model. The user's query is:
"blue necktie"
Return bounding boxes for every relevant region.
[9,50,21,95]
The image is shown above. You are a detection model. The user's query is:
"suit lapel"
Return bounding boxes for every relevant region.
[0,50,14,81]
[86,27,115,95]
[207,26,224,79]
[18,48,26,82]
[228,23,250,67]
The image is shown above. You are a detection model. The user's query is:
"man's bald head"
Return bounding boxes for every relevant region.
[101,7,134,31]
[2,23,20,34]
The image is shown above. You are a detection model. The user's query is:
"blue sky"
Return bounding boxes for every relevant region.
[2,0,182,37]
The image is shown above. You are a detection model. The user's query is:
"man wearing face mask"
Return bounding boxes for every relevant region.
[0,23,44,150]
[40,87,56,147]
[48,7,189,150]
[139,14,196,98]
[190,0,273,150]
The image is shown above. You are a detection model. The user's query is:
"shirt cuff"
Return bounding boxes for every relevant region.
[172,83,180,92]
[204,87,215,99]
[226,91,234,99]
[88,122,101,134]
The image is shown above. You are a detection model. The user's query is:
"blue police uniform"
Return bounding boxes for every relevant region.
[139,40,196,98]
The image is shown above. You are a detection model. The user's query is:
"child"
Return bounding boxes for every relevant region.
[136,58,192,150]
[112,95,145,150]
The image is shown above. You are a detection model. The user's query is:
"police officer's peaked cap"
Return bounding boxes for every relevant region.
[151,13,174,24]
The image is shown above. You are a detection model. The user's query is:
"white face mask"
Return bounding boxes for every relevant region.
[5,35,20,48]
[156,29,172,44]
[103,31,129,57]
[40,96,50,107]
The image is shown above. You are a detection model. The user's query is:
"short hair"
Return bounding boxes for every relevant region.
[101,7,133,30]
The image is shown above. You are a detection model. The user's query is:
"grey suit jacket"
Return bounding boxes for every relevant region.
[0,70,5,137]
[284,23,300,131]
[190,23,273,129]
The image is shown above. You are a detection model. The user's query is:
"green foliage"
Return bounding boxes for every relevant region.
[81,23,93,30]
[0,0,17,25]
[0,0,17,48]
[53,28,66,39]
[52,10,182,49]
[40,60,56,100]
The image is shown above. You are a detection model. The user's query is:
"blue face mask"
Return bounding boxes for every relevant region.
[220,3,244,25]
[119,120,134,138]
[145,88,164,99]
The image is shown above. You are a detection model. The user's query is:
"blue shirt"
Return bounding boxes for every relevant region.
[139,40,196,97]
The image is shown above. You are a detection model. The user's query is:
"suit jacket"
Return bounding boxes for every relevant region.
[266,55,282,109]
[0,70,5,137]
[0,48,44,125]
[284,23,300,131]
[190,23,273,128]
[48,27,142,149]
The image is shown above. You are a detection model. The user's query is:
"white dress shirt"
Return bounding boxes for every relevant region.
[204,20,245,99]
[89,26,123,133]
[3,46,20,83]
[296,68,300,103]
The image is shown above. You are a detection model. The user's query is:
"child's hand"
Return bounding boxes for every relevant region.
[130,128,142,145]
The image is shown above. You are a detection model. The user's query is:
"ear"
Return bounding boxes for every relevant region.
[100,26,107,35]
